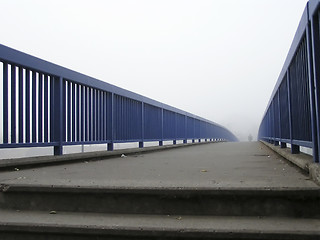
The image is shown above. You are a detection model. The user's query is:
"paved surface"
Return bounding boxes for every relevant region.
[0,142,318,189]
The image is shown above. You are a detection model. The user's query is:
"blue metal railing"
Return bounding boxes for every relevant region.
[0,44,237,156]
[259,0,320,163]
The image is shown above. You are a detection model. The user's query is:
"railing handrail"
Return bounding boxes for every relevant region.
[259,0,320,163]
[261,3,309,121]
[0,44,227,129]
[0,43,237,156]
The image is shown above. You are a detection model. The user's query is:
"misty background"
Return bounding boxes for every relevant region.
[0,0,309,158]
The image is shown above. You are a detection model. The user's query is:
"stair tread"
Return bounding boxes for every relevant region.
[0,209,319,236]
[2,183,320,193]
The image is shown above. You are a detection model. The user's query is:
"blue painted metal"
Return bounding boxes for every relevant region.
[306,19,319,160]
[80,85,85,142]
[67,81,71,142]
[44,75,49,143]
[3,63,8,144]
[31,71,36,143]
[259,0,320,162]
[18,67,23,143]
[25,69,31,143]
[38,73,43,143]
[88,87,92,142]
[11,65,16,143]
[76,84,80,142]
[309,0,320,163]
[52,77,64,155]
[0,44,237,156]
[107,93,114,151]
[50,75,54,143]
[73,82,77,142]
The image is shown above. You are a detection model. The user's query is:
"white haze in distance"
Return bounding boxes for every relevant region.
[0,0,308,141]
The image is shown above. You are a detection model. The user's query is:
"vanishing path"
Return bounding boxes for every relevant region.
[0,142,318,189]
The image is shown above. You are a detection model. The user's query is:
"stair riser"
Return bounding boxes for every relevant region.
[0,225,320,240]
[0,228,319,240]
[1,192,319,217]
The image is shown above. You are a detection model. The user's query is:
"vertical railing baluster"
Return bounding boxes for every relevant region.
[38,73,43,142]
[72,82,76,142]
[103,92,106,141]
[139,102,144,148]
[76,84,80,142]
[93,89,96,141]
[25,69,30,143]
[80,85,84,143]
[18,67,23,143]
[89,88,92,142]
[67,81,71,142]
[11,65,16,143]
[84,86,88,142]
[50,75,54,143]
[101,91,104,141]
[100,91,104,141]
[96,90,100,141]
[44,75,49,142]
[32,71,37,143]
[3,63,8,144]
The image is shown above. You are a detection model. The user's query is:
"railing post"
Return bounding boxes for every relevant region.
[107,93,114,151]
[193,117,195,143]
[139,102,144,148]
[174,112,177,145]
[287,71,300,154]
[183,115,187,144]
[309,13,320,162]
[273,94,279,146]
[280,142,287,148]
[278,89,285,147]
[53,76,65,155]
[3,62,8,144]
[159,108,163,146]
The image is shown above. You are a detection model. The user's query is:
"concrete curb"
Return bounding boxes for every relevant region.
[0,141,219,171]
[261,141,320,186]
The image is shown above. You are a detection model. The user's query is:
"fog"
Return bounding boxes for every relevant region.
[0,0,308,144]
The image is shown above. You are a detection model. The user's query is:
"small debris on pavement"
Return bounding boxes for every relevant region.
[201,169,208,172]
[121,154,127,158]
[14,168,19,171]
[176,216,182,220]
[49,211,57,214]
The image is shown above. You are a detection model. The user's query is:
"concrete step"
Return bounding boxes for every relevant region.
[1,184,319,218]
[0,209,319,240]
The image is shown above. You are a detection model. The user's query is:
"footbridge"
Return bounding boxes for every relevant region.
[0,1,320,239]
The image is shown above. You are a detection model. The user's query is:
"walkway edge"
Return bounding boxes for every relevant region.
[261,141,320,186]
[0,141,218,171]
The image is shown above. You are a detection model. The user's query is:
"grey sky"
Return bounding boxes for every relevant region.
[0,0,308,141]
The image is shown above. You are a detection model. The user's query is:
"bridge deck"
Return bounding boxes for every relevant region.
[0,142,318,189]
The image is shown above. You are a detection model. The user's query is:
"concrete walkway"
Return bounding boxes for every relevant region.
[0,142,318,189]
